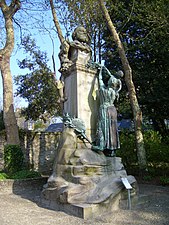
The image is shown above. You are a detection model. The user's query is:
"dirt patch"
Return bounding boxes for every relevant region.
[0,183,169,225]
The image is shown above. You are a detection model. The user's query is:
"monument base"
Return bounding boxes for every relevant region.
[41,128,138,218]
[41,180,138,219]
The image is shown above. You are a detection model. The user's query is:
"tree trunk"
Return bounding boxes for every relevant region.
[1,57,20,145]
[93,30,97,62]
[49,0,64,44]
[99,0,147,171]
[98,26,102,63]
[0,0,20,145]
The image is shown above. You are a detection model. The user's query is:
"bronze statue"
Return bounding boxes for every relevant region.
[92,66,123,157]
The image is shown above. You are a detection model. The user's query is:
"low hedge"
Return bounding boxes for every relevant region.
[117,130,169,176]
[4,144,24,174]
[0,170,41,180]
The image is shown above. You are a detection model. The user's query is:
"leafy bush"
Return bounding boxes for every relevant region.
[144,130,169,164]
[117,131,137,168]
[117,130,169,176]
[9,170,41,179]
[0,170,41,180]
[143,175,153,182]
[4,145,24,174]
[0,172,9,180]
[160,176,169,186]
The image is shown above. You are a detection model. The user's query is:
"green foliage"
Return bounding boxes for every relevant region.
[9,170,41,179]
[143,175,153,182]
[118,97,133,119]
[15,36,60,122]
[117,131,169,172]
[34,120,48,131]
[144,131,169,164]
[103,0,169,135]
[117,131,137,167]
[60,0,102,30]
[0,172,9,180]
[0,170,41,180]
[4,145,24,174]
[160,176,169,186]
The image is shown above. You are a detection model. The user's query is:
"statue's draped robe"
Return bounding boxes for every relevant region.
[96,85,120,151]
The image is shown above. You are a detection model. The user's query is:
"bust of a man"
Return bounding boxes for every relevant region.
[59,26,92,72]
[70,26,92,54]
[72,26,91,44]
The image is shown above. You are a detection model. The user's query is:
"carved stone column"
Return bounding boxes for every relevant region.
[62,49,98,142]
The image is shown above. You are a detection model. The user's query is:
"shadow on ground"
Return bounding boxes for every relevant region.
[1,179,168,225]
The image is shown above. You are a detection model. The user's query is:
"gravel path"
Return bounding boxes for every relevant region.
[0,184,169,225]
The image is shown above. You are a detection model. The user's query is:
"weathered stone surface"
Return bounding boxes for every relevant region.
[56,128,77,165]
[42,128,137,208]
[63,58,99,141]
[42,184,136,219]
[70,48,91,64]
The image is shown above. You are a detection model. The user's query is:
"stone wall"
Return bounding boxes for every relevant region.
[0,132,61,175]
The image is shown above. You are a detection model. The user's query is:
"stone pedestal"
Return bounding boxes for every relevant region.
[42,128,138,218]
[41,184,138,219]
[63,49,98,141]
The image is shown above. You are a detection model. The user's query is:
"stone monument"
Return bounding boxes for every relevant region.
[57,26,98,141]
[42,26,137,219]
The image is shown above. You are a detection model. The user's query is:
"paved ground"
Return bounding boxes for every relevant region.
[0,184,169,225]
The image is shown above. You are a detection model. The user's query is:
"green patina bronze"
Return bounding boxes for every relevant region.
[92,65,123,157]
[63,113,92,144]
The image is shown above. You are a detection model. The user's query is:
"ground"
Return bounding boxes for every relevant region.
[0,183,169,225]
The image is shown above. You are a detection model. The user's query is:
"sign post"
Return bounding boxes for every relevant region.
[121,177,132,210]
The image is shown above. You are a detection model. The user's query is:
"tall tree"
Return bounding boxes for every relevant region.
[0,0,20,145]
[99,0,147,171]
[102,0,169,136]
[15,36,60,122]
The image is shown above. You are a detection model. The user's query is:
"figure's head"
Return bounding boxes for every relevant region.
[108,75,122,94]
[116,70,124,78]
[108,76,115,88]
[72,26,91,44]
